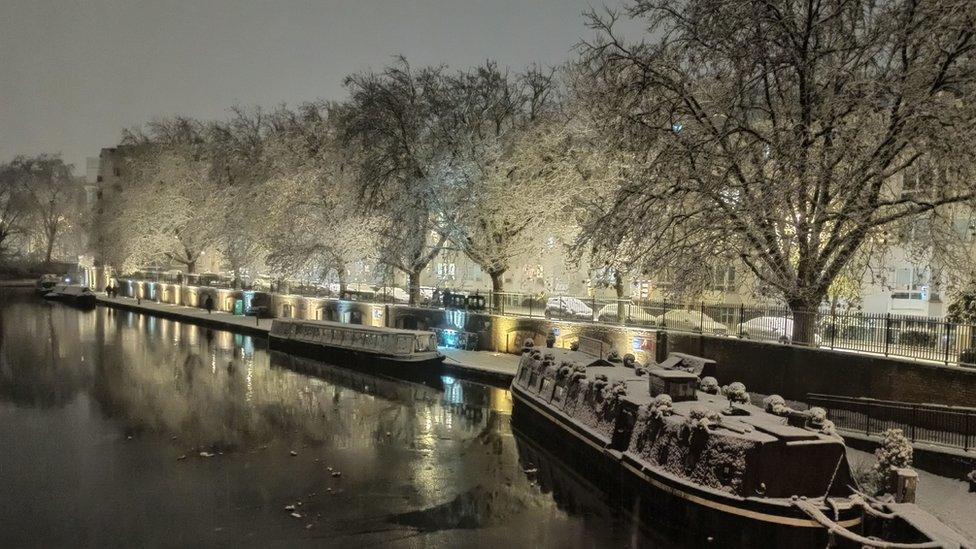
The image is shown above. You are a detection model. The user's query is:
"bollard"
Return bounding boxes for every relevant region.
[893,468,918,503]
[655,330,669,363]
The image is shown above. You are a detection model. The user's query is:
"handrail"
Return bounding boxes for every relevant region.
[808,393,975,452]
[808,393,976,414]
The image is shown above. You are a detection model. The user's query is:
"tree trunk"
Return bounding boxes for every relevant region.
[407,270,421,306]
[490,269,505,310]
[336,268,347,297]
[44,232,55,266]
[788,296,823,345]
[185,260,196,274]
[614,271,626,324]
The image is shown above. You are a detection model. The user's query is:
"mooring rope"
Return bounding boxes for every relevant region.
[792,499,943,549]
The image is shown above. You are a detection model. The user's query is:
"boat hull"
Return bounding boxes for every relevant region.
[269,333,445,379]
[510,382,862,548]
[42,293,96,309]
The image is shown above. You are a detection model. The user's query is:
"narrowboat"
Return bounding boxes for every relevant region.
[43,284,97,308]
[510,343,971,548]
[34,274,60,296]
[269,318,444,371]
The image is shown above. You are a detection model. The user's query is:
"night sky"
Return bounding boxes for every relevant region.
[0,0,634,172]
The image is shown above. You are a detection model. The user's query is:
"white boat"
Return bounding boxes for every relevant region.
[268,318,443,368]
[43,284,97,308]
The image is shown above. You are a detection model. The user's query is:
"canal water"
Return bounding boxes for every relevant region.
[0,289,679,548]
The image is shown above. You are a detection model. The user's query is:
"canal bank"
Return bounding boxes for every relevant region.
[95,294,518,385]
[111,278,976,407]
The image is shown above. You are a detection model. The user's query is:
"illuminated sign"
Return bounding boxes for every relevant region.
[633,336,654,352]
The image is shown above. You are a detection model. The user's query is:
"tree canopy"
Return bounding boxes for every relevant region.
[576,0,976,341]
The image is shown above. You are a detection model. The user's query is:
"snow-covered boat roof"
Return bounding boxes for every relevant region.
[272,318,436,337]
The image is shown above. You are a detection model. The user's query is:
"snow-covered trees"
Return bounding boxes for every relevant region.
[575,0,976,343]
[0,163,30,261]
[1,155,79,265]
[256,103,376,292]
[84,15,976,313]
[119,119,227,273]
[436,63,559,304]
[337,59,456,304]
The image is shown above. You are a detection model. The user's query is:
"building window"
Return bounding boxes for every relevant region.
[711,266,736,291]
[893,267,928,291]
[436,263,456,280]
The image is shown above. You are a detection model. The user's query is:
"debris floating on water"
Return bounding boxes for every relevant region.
[176,454,186,461]
[290,512,302,519]
[199,451,215,458]
[289,450,298,456]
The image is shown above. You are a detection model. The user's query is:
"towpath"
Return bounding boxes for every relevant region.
[95,294,517,383]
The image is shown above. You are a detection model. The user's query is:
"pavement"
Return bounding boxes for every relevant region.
[439,347,519,380]
[96,294,518,383]
[97,295,273,335]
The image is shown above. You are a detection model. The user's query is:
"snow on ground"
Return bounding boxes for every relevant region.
[847,448,976,542]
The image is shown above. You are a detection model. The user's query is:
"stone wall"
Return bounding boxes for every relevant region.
[666,332,976,407]
[485,315,976,406]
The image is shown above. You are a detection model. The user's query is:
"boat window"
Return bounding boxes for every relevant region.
[395,335,412,354]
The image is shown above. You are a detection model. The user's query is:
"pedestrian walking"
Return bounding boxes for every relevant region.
[205,295,214,314]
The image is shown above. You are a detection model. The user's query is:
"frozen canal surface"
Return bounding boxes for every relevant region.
[0,290,679,547]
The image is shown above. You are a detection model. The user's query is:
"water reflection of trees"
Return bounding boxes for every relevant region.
[1,300,503,455]
[0,297,97,408]
[3,296,665,545]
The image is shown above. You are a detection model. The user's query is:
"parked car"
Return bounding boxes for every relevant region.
[652,309,728,336]
[737,316,823,345]
[544,297,594,320]
[595,302,656,325]
[375,286,410,303]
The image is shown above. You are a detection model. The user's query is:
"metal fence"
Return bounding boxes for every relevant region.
[482,292,976,368]
[807,393,976,452]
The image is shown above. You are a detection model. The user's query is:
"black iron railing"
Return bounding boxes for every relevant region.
[484,293,976,369]
[807,393,975,452]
